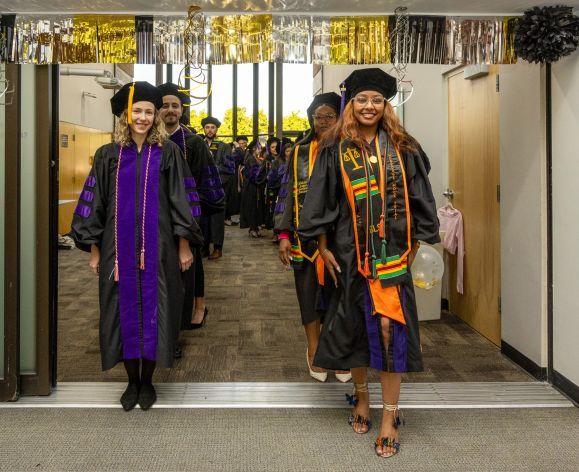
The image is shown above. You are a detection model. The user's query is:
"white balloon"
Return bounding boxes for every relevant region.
[412,244,444,290]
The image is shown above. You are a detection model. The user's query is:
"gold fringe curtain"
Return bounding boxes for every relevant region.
[330,16,390,64]
[97,16,136,63]
[210,14,272,64]
[1,13,523,65]
[72,15,98,63]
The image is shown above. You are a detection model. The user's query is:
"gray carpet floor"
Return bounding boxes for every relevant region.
[1,408,577,471]
[58,226,532,383]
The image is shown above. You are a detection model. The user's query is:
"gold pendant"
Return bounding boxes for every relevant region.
[369,155,378,164]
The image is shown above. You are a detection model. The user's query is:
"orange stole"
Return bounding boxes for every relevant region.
[368,279,406,325]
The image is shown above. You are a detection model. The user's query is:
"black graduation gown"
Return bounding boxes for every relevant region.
[240,154,267,230]
[274,134,329,325]
[297,133,440,373]
[70,141,203,371]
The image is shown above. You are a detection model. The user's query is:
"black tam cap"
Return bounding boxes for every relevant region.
[110,81,163,118]
[201,116,222,128]
[306,92,341,127]
[341,68,398,105]
[157,82,191,105]
[236,135,249,142]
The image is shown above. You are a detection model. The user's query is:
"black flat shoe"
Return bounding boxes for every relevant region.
[120,383,140,411]
[187,307,208,330]
[138,383,157,410]
[174,344,183,359]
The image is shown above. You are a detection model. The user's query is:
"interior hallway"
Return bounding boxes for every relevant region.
[57,226,533,383]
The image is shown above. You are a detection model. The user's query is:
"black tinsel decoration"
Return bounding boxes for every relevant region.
[515,5,579,64]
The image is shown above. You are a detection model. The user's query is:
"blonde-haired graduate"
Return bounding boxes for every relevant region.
[71,81,204,411]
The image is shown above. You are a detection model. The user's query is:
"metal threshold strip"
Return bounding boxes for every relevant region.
[0,382,572,409]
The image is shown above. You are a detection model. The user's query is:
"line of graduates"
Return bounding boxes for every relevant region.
[70,68,440,461]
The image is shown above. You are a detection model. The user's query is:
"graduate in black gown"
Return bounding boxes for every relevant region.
[275,93,353,382]
[158,83,220,343]
[202,117,234,260]
[71,82,203,411]
[266,138,291,241]
[240,139,268,237]
[298,69,440,458]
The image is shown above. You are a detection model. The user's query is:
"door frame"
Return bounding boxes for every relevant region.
[0,64,21,401]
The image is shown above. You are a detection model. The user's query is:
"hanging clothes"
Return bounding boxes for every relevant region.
[437,205,464,294]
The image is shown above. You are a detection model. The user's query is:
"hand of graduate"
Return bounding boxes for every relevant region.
[278,238,292,266]
[89,245,100,275]
[408,240,420,268]
[178,238,194,272]
[321,248,341,288]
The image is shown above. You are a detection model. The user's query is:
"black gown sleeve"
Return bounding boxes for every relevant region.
[273,154,294,232]
[164,142,204,247]
[404,147,440,244]
[187,135,225,214]
[297,147,341,242]
[70,145,109,252]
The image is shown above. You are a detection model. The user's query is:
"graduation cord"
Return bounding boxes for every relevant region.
[361,142,379,279]
[180,126,187,161]
[379,141,390,262]
[113,143,153,281]
[113,145,123,282]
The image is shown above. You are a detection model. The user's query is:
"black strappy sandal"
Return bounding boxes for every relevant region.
[346,382,372,434]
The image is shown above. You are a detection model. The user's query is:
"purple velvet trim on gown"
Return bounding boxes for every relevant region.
[74,203,91,218]
[364,283,384,371]
[274,201,285,214]
[80,189,94,202]
[191,206,202,217]
[85,176,96,188]
[116,144,141,360]
[392,287,408,372]
[139,144,161,361]
[117,144,161,362]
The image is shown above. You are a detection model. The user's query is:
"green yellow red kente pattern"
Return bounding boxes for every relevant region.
[352,175,379,200]
[376,255,407,280]
[290,245,304,262]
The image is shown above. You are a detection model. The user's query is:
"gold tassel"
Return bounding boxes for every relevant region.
[114,260,119,282]
[140,249,145,271]
[127,81,135,124]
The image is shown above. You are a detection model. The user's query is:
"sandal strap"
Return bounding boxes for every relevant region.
[383,403,404,428]
[348,414,372,428]
[354,382,369,393]
[374,436,400,451]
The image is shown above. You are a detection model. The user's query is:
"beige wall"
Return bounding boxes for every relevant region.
[552,52,579,386]
[498,63,547,367]
[59,64,115,133]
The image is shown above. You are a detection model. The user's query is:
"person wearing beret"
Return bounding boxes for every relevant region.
[274,92,352,383]
[201,116,236,260]
[70,81,204,411]
[158,83,224,340]
[298,69,440,458]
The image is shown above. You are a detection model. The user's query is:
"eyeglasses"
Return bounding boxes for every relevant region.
[313,113,337,121]
[352,95,385,106]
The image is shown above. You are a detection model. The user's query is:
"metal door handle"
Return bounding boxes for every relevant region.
[443,189,454,199]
